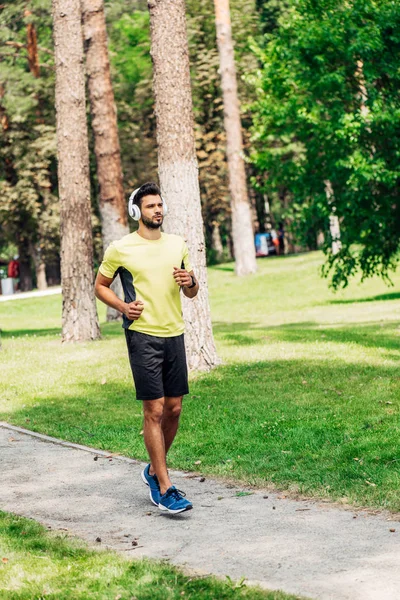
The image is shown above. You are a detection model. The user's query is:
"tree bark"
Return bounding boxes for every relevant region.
[25,11,49,289]
[52,0,100,342]
[214,0,257,276]
[148,0,220,371]
[81,0,129,321]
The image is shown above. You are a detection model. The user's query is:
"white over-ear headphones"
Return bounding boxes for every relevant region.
[128,187,168,221]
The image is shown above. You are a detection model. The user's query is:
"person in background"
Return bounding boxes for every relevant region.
[7,255,20,291]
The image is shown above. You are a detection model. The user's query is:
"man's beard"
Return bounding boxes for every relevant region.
[142,215,163,229]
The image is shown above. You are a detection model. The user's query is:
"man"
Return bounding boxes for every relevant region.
[95,182,198,515]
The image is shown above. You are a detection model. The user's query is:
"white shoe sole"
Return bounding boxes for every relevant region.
[158,503,193,514]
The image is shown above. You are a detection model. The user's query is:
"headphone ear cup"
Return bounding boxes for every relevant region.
[162,197,168,216]
[128,189,141,221]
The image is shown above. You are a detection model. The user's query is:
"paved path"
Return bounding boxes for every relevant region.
[0,286,61,302]
[1,422,399,600]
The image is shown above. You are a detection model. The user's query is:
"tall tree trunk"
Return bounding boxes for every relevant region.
[81,0,129,322]
[148,0,220,371]
[213,0,257,276]
[52,0,100,342]
[25,12,49,289]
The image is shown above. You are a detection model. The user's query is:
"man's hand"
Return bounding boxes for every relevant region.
[173,267,192,287]
[123,300,144,320]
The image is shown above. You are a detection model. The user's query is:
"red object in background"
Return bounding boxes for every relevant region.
[7,259,20,278]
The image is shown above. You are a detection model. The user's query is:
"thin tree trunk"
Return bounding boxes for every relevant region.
[25,11,49,289]
[148,0,220,371]
[18,238,33,292]
[81,0,129,321]
[325,180,342,255]
[214,0,257,276]
[211,222,224,262]
[52,0,100,342]
[29,242,48,291]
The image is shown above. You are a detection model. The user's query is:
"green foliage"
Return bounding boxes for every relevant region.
[251,0,400,287]
[0,0,59,276]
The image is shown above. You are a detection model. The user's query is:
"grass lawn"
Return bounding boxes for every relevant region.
[1,251,399,511]
[0,512,300,599]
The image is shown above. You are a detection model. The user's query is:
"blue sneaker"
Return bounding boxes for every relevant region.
[158,486,193,514]
[141,464,160,506]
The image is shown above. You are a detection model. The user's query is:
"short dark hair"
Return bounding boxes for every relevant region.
[133,182,161,209]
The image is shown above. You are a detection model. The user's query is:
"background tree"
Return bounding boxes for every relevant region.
[251,0,400,288]
[0,1,59,290]
[213,0,257,276]
[148,0,220,370]
[82,0,129,321]
[52,0,100,341]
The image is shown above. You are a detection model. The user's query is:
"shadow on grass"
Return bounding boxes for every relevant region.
[213,319,400,356]
[330,291,400,304]
[0,321,123,339]
[0,327,62,339]
[2,358,399,510]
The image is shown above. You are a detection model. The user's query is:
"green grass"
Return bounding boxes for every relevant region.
[0,251,399,511]
[0,512,300,599]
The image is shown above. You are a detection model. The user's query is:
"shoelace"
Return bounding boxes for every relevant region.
[167,487,186,501]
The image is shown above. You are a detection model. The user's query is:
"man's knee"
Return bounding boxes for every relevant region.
[164,397,183,421]
[143,398,164,424]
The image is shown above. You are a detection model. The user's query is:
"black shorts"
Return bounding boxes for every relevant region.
[125,330,189,401]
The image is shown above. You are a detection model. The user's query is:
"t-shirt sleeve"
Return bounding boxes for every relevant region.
[98,242,121,278]
[182,241,193,273]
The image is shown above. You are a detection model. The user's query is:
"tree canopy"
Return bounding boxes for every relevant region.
[251,0,400,288]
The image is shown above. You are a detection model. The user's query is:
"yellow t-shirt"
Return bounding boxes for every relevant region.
[99,232,192,337]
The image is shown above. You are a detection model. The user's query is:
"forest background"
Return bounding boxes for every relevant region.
[1,0,400,292]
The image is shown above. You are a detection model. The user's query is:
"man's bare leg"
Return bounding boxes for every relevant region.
[142,398,172,495]
[161,396,183,454]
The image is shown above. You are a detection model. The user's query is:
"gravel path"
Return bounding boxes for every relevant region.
[1,422,399,600]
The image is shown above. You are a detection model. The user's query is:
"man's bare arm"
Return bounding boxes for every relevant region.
[95,272,144,320]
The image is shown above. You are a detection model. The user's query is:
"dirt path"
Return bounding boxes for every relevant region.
[1,422,399,600]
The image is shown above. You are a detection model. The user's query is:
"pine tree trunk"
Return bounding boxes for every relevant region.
[148,0,220,371]
[213,0,257,276]
[52,0,100,342]
[25,13,49,290]
[81,0,129,322]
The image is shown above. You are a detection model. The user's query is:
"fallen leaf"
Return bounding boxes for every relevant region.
[365,480,376,487]
[1,558,8,563]
[194,460,202,465]
[302,380,307,385]
[93,456,98,461]
[95,537,101,543]
[101,378,107,385]
[131,540,138,547]
[199,477,205,482]
[8,437,16,442]
[139,430,144,436]
[390,529,396,533]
